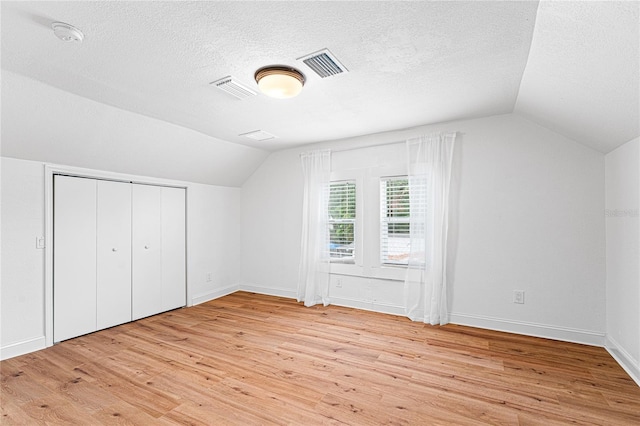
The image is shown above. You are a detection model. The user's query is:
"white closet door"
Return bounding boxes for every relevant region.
[96,180,132,329]
[161,187,186,311]
[54,176,97,342]
[132,184,162,320]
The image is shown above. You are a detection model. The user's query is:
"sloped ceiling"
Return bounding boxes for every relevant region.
[515,1,639,153]
[1,0,638,163]
[1,70,269,187]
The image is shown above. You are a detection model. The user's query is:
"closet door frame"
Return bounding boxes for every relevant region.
[44,164,189,348]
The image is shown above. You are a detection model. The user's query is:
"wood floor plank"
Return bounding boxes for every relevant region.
[2,291,639,425]
[17,397,98,425]
[92,401,177,426]
[0,398,38,425]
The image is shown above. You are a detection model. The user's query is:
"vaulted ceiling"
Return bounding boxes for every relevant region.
[1,1,638,156]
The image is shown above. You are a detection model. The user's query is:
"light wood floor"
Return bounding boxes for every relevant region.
[2,292,639,425]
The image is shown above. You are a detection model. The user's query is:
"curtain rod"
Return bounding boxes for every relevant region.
[298,142,401,157]
[330,139,405,154]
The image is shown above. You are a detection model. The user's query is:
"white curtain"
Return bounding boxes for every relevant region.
[298,150,332,307]
[404,133,456,325]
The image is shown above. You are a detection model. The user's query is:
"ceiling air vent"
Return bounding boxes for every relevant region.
[239,130,276,141]
[210,76,256,100]
[298,49,348,78]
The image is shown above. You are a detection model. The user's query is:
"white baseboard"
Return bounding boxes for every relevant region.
[606,336,640,387]
[449,312,605,347]
[238,283,297,299]
[1,336,46,361]
[191,283,239,306]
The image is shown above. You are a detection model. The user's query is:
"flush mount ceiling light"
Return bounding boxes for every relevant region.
[52,22,84,43]
[254,66,305,99]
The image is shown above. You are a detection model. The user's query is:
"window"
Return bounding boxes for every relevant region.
[380,177,410,265]
[329,181,356,263]
[326,167,410,279]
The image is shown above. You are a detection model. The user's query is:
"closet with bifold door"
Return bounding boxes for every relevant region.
[53,175,186,343]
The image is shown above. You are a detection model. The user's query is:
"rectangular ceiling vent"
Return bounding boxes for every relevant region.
[239,130,276,141]
[298,49,348,78]
[210,76,256,100]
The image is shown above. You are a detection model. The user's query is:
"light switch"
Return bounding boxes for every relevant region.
[36,237,45,249]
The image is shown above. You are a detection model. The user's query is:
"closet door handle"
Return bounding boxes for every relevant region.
[112,248,118,252]
[144,245,149,250]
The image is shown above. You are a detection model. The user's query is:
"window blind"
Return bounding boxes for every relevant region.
[329,181,356,263]
[380,177,410,265]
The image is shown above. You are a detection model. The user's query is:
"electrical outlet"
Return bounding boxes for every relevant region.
[206,272,212,282]
[336,279,342,288]
[513,290,525,304]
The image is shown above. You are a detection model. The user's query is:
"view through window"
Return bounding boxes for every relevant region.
[380,177,410,265]
[328,181,356,263]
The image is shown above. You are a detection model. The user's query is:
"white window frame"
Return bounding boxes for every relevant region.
[329,170,364,277]
[328,180,357,264]
[367,165,408,281]
[379,175,411,266]
[328,165,408,281]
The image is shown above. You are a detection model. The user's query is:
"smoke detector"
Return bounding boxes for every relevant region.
[52,22,84,43]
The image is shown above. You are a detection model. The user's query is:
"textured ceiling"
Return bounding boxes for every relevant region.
[1,0,537,151]
[1,1,638,155]
[515,1,639,153]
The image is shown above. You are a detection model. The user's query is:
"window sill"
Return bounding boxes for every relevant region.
[329,263,406,282]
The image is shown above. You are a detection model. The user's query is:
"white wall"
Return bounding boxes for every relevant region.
[241,113,606,345]
[450,115,605,344]
[605,137,640,384]
[188,182,242,304]
[0,159,45,354]
[240,149,303,297]
[0,157,242,359]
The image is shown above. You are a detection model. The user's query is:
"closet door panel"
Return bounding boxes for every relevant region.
[132,184,162,320]
[96,180,132,329]
[161,187,186,311]
[54,176,97,342]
